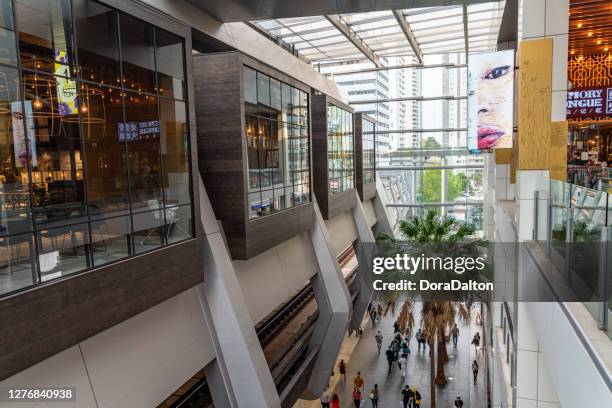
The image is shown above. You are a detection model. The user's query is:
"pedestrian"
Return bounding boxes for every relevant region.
[415,329,424,352]
[376,303,382,320]
[352,387,362,408]
[398,355,407,379]
[401,384,413,408]
[370,308,377,328]
[404,328,411,343]
[454,395,464,407]
[331,393,340,408]
[472,360,479,384]
[353,371,364,392]
[385,346,395,373]
[367,302,372,315]
[375,330,383,354]
[452,324,459,346]
[393,321,400,333]
[320,388,330,408]
[338,359,346,384]
[401,340,410,358]
[411,386,421,408]
[369,384,379,408]
[471,332,480,352]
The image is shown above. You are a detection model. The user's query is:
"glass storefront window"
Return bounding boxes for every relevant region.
[328,103,354,194]
[244,66,310,218]
[0,0,194,298]
[16,0,75,75]
[74,0,120,87]
[362,117,375,184]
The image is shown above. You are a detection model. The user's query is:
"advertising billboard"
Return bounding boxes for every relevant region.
[468,50,515,152]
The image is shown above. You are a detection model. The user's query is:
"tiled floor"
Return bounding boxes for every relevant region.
[296,302,487,408]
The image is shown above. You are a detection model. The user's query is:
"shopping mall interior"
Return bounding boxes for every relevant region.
[0,0,610,407]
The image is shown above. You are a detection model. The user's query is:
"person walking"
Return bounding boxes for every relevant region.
[352,387,362,408]
[411,386,422,408]
[451,324,459,346]
[338,360,347,384]
[454,395,464,407]
[369,384,379,408]
[353,371,364,392]
[398,354,407,379]
[472,360,479,384]
[330,393,340,408]
[385,346,395,374]
[471,332,480,352]
[375,330,383,353]
[376,303,382,320]
[401,385,413,408]
[320,389,330,408]
[370,308,377,328]
[393,321,400,333]
[415,329,424,352]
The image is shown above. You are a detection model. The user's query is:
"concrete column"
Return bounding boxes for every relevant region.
[348,192,377,332]
[515,2,568,407]
[197,177,281,408]
[373,175,395,236]
[304,203,351,399]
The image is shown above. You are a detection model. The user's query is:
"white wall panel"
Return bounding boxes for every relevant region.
[361,198,377,228]
[324,210,359,256]
[233,232,317,324]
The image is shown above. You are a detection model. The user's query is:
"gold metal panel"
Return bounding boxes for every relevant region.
[518,38,553,170]
[494,148,513,164]
[550,121,568,181]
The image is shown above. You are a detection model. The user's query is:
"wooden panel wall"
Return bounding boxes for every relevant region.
[311,95,331,218]
[518,38,553,170]
[550,121,568,181]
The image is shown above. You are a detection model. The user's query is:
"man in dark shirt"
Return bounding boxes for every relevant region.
[385,347,395,373]
[401,385,413,408]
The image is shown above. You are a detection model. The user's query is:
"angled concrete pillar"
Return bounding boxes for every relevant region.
[196,177,281,408]
[373,175,395,237]
[303,203,352,399]
[349,192,377,332]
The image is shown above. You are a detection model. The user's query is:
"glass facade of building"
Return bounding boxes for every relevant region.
[362,116,375,184]
[244,66,310,219]
[0,0,194,297]
[327,103,354,194]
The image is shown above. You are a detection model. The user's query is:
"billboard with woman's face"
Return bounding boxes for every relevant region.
[467,50,514,151]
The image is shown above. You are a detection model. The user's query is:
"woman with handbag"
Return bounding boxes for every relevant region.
[369,384,379,408]
[352,387,362,408]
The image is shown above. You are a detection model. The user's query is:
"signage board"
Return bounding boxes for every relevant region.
[566,87,612,119]
[118,120,160,141]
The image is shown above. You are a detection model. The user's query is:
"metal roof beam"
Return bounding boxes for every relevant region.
[324,15,381,67]
[462,4,469,54]
[392,10,423,64]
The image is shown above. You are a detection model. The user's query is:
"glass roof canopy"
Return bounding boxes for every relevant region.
[252,1,505,69]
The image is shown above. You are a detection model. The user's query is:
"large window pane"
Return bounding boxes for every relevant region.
[90,215,130,266]
[0,0,15,30]
[74,0,120,87]
[16,0,74,75]
[155,28,184,100]
[21,71,86,227]
[0,66,32,234]
[159,99,190,206]
[0,27,18,66]
[36,222,89,281]
[119,13,156,94]
[328,103,354,194]
[0,232,36,295]
[165,204,191,244]
[124,91,161,212]
[244,67,257,116]
[82,83,129,218]
[132,209,162,253]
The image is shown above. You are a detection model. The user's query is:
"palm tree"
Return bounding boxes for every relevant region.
[379,209,476,408]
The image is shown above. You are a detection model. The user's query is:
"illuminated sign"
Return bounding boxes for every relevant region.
[467,50,515,152]
[54,50,78,115]
[118,120,160,141]
[566,87,612,119]
[11,101,37,167]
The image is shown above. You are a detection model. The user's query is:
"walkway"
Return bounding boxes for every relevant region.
[297,302,487,408]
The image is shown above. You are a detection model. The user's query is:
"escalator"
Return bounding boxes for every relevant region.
[158,245,358,408]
